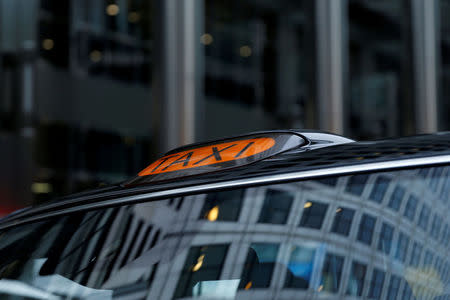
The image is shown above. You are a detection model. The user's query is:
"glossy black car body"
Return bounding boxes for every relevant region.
[0,131,449,300]
[2,131,449,230]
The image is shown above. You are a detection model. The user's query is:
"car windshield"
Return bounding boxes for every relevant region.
[0,165,448,300]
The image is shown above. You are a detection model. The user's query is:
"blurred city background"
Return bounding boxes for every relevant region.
[0,0,449,213]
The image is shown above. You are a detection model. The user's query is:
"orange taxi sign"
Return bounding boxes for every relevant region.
[139,137,275,176]
[127,132,306,184]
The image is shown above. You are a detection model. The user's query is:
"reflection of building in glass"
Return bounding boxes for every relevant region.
[37,167,449,299]
[151,166,448,299]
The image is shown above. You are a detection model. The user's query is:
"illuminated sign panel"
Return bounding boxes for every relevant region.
[139,137,275,176]
[128,132,306,184]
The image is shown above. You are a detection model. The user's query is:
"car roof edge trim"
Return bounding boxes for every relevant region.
[1,154,449,231]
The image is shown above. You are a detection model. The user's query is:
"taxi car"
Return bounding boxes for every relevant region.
[0,130,449,300]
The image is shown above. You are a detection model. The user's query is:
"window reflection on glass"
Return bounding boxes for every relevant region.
[284,245,316,289]
[346,261,366,296]
[357,214,376,245]
[403,195,418,222]
[368,268,385,299]
[388,185,405,211]
[369,176,390,203]
[386,274,401,300]
[173,245,229,298]
[401,279,414,300]
[395,232,410,263]
[0,166,448,299]
[258,189,294,224]
[239,243,279,289]
[317,177,338,186]
[345,174,369,195]
[441,223,449,246]
[430,214,443,240]
[299,201,328,229]
[418,204,431,231]
[347,0,411,139]
[409,241,423,267]
[199,190,244,221]
[377,222,394,255]
[331,207,355,236]
[320,253,344,293]
[423,249,434,268]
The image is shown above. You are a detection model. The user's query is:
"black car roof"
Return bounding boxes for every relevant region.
[1,131,450,229]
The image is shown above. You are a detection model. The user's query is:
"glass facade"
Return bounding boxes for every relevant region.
[347,0,412,139]
[1,0,450,210]
[0,165,448,299]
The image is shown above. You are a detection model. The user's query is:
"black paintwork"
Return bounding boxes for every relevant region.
[1,132,449,225]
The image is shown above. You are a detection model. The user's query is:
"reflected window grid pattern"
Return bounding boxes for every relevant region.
[368,268,385,299]
[321,253,344,293]
[401,279,413,300]
[258,189,294,224]
[423,250,434,267]
[409,241,423,267]
[441,223,449,246]
[239,243,279,289]
[199,190,244,222]
[331,207,355,236]
[386,274,401,300]
[0,167,448,299]
[173,244,229,299]
[369,176,390,203]
[418,204,431,231]
[346,261,367,296]
[377,222,394,255]
[345,174,369,196]
[299,201,328,230]
[284,246,316,289]
[403,195,418,222]
[430,214,443,240]
[388,186,405,211]
[395,232,410,263]
[357,214,376,245]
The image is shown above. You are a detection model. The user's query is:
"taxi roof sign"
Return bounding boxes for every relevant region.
[127,132,307,185]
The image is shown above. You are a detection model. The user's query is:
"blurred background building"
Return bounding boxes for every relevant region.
[0,0,449,210]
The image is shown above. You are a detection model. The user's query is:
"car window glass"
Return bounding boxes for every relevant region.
[0,166,448,299]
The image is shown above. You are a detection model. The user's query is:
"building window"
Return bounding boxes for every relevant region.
[388,186,405,211]
[403,195,418,222]
[345,174,369,196]
[357,214,376,245]
[331,207,355,236]
[401,279,413,300]
[423,250,434,267]
[299,201,328,229]
[284,246,316,289]
[377,222,394,255]
[430,214,442,240]
[239,243,279,289]
[441,223,449,246]
[386,274,401,300]
[346,261,367,296]
[418,204,431,231]
[258,189,294,224]
[347,0,412,139]
[429,167,444,192]
[368,268,385,299]
[199,189,244,221]
[409,241,422,267]
[434,257,443,277]
[173,244,229,298]
[321,253,344,293]
[369,176,390,203]
[395,232,409,263]
[317,177,338,186]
